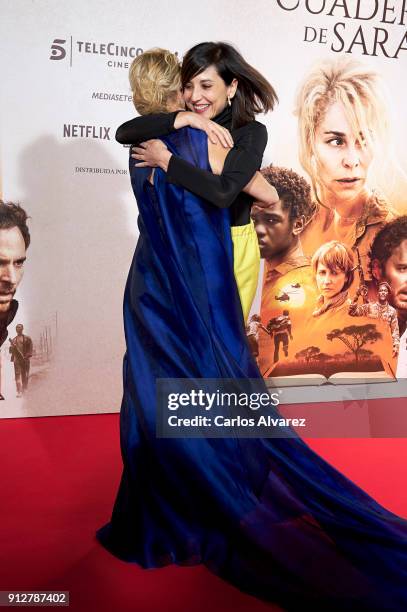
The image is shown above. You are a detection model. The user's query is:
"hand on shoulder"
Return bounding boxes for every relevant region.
[174,112,233,148]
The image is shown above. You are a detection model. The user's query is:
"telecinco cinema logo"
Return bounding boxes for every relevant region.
[49,37,149,69]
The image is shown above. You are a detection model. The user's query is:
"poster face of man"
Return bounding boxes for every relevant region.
[377,284,390,304]
[251,199,294,260]
[382,239,407,315]
[0,227,26,315]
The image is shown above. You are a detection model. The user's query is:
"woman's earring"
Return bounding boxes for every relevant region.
[227,95,232,107]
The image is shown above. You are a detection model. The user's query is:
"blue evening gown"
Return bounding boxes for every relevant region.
[97,127,407,611]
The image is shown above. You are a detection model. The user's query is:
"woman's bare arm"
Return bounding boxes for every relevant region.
[208,141,278,205]
[243,171,278,205]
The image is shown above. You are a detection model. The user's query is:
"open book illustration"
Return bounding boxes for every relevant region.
[246,240,401,391]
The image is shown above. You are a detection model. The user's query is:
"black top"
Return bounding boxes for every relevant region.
[116,107,268,226]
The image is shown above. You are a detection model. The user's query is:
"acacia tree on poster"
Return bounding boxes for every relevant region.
[326,324,382,364]
[295,346,321,363]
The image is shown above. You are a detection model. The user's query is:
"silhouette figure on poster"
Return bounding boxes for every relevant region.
[266,309,293,362]
[245,314,269,365]
[9,324,33,398]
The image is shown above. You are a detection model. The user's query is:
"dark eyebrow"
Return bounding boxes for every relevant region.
[255,212,283,220]
[324,131,346,137]
[0,256,26,264]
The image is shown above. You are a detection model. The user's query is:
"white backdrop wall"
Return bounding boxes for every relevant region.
[1,0,406,417]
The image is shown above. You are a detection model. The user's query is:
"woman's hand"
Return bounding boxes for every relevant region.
[132,140,172,171]
[243,172,279,206]
[174,112,233,148]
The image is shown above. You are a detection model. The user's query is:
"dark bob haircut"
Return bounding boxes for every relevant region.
[181,42,278,129]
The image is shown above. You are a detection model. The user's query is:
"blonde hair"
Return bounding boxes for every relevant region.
[294,57,388,203]
[312,240,355,293]
[129,48,181,114]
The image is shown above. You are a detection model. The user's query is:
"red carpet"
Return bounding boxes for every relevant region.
[1,413,406,611]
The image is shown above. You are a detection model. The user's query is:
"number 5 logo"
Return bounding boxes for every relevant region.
[50,39,66,60]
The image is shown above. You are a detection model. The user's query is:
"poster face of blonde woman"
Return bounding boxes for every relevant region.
[313,102,373,207]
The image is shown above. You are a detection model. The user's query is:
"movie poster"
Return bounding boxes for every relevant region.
[244,1,407,390]
[1,0,406,417]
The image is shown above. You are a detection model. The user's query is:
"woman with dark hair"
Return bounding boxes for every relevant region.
[117,41,278,320]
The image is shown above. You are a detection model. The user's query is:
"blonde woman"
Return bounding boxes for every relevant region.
[295,57,397,289]
[97,49,407,611]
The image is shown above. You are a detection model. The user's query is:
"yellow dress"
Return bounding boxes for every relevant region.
[231,220,260,322]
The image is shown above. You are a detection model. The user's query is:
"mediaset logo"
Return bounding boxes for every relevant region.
[92,92,133,103]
